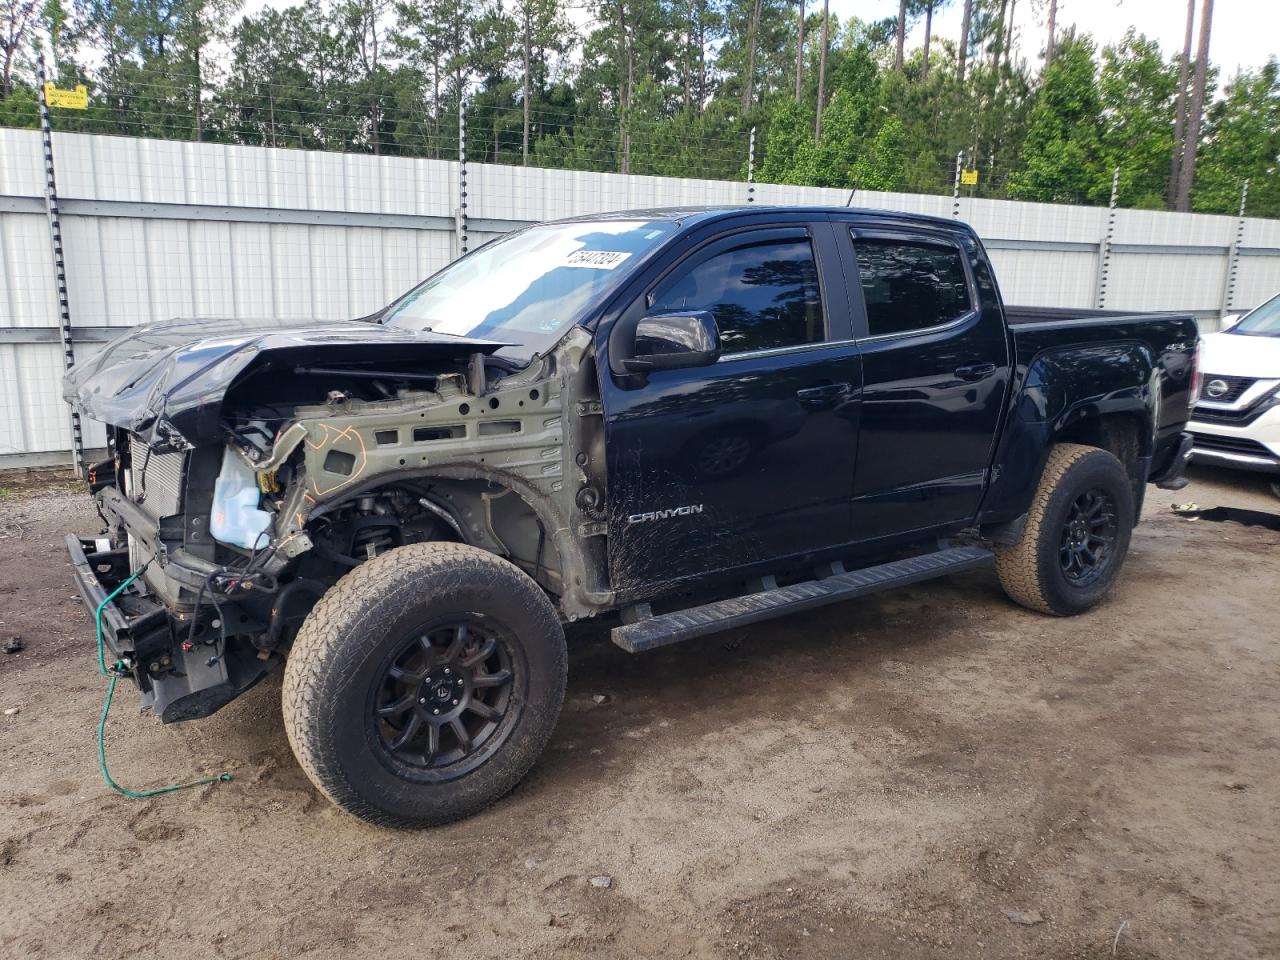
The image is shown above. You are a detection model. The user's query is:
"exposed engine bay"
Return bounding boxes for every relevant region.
[75,323,610,722]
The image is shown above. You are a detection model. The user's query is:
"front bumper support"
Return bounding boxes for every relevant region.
[66,534,168,665]
[66,534,272,723]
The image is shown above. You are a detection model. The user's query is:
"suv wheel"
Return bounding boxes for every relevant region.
[994,443,1135,616]
[283,542,567,826]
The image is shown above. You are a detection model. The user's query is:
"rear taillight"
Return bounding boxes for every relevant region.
[1189,341,1203,407]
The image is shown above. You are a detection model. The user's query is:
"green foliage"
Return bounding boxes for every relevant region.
[805,90,865,186]
[757,97,812,185]
[1096,30,1177,208]
[1194,59,1280,219]
[0,0,1270,217]
[853,114,905,190]
[1006,34,1103,203]
[0,83,38,127]
[717,0,794,111]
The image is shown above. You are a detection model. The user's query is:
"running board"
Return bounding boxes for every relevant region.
[610,545,994,654]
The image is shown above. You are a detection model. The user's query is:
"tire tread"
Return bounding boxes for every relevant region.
[994,443,1128,616]
[282,542,565,827]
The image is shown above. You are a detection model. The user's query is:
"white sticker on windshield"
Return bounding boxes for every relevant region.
[564,250,632,269]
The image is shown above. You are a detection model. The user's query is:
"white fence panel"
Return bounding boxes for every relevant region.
[986,249,1098,309]
[0,211,57,328]
[2,130,1280,463]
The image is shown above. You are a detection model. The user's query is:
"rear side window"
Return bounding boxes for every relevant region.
[851,238,972,337]
[649,238,824,354]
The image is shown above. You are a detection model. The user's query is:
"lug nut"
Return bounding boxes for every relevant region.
[444,667,451,675]
[419,697,426,704]
[452,699,459,705]
[456,678,463,685]
[432,708,440,715]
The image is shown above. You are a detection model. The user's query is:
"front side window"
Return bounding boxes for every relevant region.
[648,238,824,354]
[852,238,972,337]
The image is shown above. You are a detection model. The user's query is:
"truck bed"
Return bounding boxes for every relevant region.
[995,305,1200,505]
[1004,305,1180,326]
[1004,307,1198,374]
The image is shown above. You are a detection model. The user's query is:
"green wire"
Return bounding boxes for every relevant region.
[95,562,232,798]
[95,563,148,678]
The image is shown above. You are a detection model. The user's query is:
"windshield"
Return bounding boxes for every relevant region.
[1229,292,1280,337]
[383,219,678,359]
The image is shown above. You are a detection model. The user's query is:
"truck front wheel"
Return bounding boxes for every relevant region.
[994,443,1135,616]
[282,542,567,827]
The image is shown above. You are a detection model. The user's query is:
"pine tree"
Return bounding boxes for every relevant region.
[1007,34,1103,203]
[1097,31,1177,208]
[1194,59,1280,217]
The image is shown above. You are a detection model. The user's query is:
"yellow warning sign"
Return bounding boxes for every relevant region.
[960,169,979,186]
[44,84,88,110]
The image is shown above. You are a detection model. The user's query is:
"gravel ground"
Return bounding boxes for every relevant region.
[0,465,1277,960]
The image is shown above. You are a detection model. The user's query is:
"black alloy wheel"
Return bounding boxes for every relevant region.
[370,619,519,776]
[1058,487,1119,586]
[283,542,567,826]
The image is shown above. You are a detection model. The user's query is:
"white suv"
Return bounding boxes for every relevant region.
[1188,292,1280,482]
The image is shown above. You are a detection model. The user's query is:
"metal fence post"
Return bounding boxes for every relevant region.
[456,97,469,258]
[36,54,83,474]
[1094,166,1121,309]
[1219,179,1249,317]
[746,126,756,204]
[951,151,962,218]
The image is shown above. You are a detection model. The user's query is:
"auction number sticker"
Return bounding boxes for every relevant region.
[564,250,632,269]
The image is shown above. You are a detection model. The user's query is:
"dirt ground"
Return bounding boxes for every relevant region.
[0,466,1277,960]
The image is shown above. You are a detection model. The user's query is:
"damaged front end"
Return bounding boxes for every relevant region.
[67,433,293,721]
[65,316,612,722]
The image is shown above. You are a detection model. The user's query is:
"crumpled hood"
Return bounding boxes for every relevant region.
[64,316,506,450]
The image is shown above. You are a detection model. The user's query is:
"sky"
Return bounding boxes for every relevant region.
[836,0,1280,78]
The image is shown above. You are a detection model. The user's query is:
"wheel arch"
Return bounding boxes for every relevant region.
[978,341,1157,532]
[301,463,596,614]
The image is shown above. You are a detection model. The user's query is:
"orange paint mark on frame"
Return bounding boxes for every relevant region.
[306,423,369,499]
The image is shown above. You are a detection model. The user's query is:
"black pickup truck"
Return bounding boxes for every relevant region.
[64,206,1199,826]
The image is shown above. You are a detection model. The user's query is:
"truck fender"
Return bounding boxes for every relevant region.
[977,342,1155,529]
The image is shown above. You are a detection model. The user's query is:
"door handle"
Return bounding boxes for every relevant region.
[954,362,997,382]
[795,383,851,408]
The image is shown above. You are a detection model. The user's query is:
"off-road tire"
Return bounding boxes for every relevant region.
[995,443,1135,616]
[283,542,567,827]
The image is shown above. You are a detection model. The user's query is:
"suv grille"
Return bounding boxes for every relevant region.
[1193,380,1278,427]
[1192,404,1271,427]
[1199,374,1255,404]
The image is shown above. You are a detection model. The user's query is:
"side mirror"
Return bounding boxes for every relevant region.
[622,310,721,373]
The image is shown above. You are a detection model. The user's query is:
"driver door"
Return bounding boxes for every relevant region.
[599,219,862,595]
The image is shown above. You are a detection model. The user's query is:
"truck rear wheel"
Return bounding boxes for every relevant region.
[282,542,567,827]
[994,443,1134,616]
